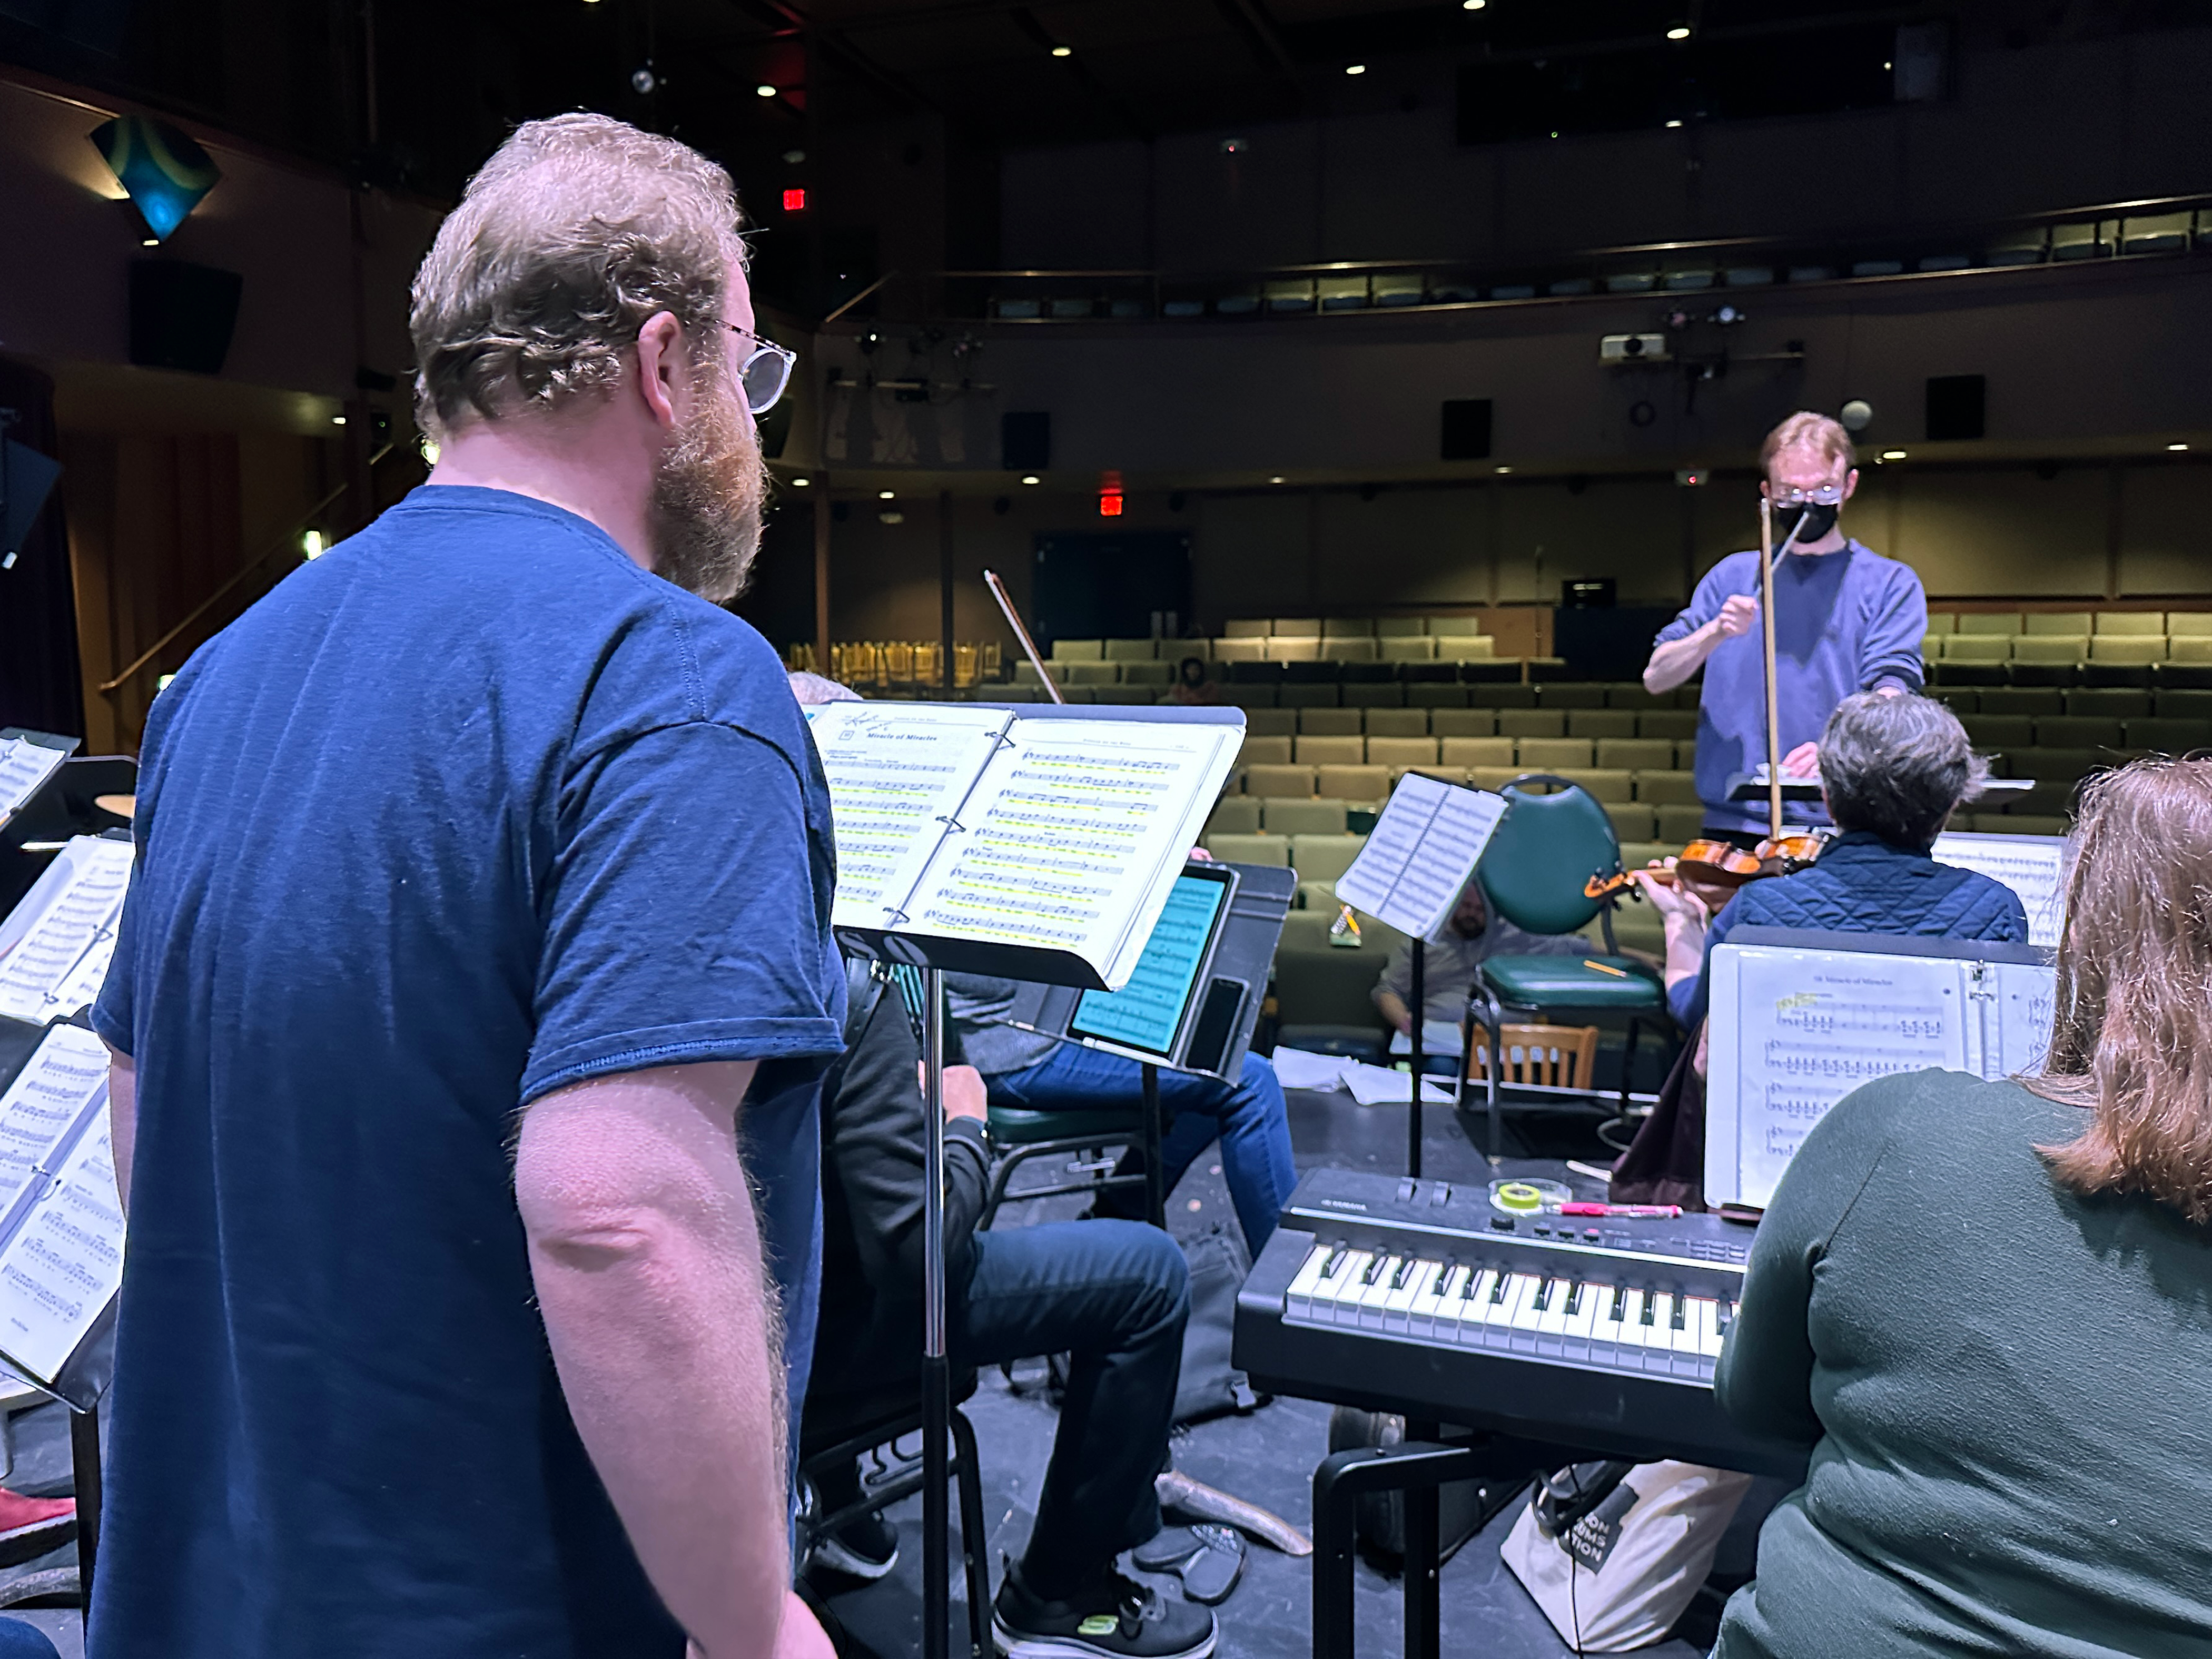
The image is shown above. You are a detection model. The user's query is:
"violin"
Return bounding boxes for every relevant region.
[1584,829,1830,913]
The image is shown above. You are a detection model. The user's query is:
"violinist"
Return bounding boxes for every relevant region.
[1635,692,2028,1034]
[1643,412,1928,844]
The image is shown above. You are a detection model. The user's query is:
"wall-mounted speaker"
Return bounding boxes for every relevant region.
[1440,398,1493,460]
[129,260,243,376]
[1925,374,1985,442]
[1002,411,1051,471]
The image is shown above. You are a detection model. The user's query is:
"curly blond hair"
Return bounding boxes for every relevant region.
[409,114,747,436]
[1759,410,1855,475]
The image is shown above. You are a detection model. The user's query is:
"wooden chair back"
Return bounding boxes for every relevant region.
[1468,1022,1601,1090]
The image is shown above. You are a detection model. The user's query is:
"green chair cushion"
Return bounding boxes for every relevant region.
[1479,954,1665,1011]
[985,1104,1141,1146]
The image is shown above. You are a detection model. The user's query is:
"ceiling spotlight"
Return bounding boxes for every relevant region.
[1050,44,1071,57]
[630,66,658,94]
[141,236,158,246]
[2168,442,2190,452]
[1269,476,1286,485]
[1463,0,1485,8]
[878,489,896,500]
[879,510,905,525]
[331,415,347,426]
[755,84,777,97]
[1345,63,1366,76]
[1020,475,1041,486]
[1881,449,1908,461]
[782,148,806,164]
[301,529,325,559]
[791,476,812,487]
[1665,25,1691,40]
[1664,119,1683,129]
[1839,398,1873,430]
[1495,465,1512,475]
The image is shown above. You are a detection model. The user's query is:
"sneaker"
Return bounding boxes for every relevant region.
[812,1509,898,1582]
[992,1559,1216,1659]
[0,1490,73,1568]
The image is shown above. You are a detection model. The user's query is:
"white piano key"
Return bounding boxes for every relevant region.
[1319,1250,1372,1324]
[1615,1288,1654,1347]
[1535,1278,1575,1337]
[1563,1282,1603,1345]
[1669,1294,1702,1356]
[1286,1243,1331,1317]
[1405,1259,1448,1337]
[1505,1273,1546,1331]
[1382,1260,1429,1331]
[1358,1257,1404,1328]
[1694,1296,1723,1359]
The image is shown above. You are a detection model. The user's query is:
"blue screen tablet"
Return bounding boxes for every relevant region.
[1068,872,1231,1059]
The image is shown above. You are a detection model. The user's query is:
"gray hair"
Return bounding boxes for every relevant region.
[1819,690,1990,847]
[788,671,860,707]
[409,113,748,436]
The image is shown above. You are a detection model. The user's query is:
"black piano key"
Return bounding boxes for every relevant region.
[1390,1258,1415,1291]
[1432,1263,1455,1296]
[1361,1253,1392,1287]
[1670,1295,1687,1330]
[1489,1272,1510,1305]
[1639,1292,1656,1326]
[1563,1282,1583,1317]
[1323,1247,1348,1280]
[1609,1285,1627,1322]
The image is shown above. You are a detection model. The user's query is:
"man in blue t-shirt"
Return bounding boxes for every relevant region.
[1644,412,1928,841]
[92,115,839,1659]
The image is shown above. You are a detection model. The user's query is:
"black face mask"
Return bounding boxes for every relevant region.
[1773,500,1840,545]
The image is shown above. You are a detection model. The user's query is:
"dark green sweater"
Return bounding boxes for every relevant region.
[1713,1070,2212,1657]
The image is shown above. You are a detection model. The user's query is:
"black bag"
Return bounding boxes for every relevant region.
[1172,1224,1267,1426]
[1326,1408,1528,1564]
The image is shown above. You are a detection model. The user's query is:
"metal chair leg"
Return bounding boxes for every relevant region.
[1476,990,1505,1164]
[949,1406,993,1659]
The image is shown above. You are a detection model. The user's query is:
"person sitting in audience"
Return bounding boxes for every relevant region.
[945,976,1296,1255]
[1372,880,1586,1046]
[1712,757,2212,1656]
[1159,656,1218,706]
[805,966,1211,1659]
[1637,691,2028,1034]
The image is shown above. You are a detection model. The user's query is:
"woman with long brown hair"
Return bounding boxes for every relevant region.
[1710,758,2212,1657]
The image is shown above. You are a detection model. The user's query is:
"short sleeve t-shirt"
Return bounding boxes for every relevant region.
[90,486,845,1659]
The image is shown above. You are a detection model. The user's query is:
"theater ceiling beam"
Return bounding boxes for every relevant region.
[1212,0,1305,115]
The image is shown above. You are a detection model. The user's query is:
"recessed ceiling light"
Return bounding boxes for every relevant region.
[1050,44,1071,57]
[331,415,347,426]
[879,510,904,524]
[1462,0,1485,9]
[1549,131,1559,139]
[878,489,895,499]
[1345,63,1366,76]
[1269,476,1286,485]
[791,476,812,486]
[1664,119,1683,129]
[1881,449,1908,460]
[1665,25,1691,41]
[1495,465,1512,475]
[755,84,776,97]
[2168,442,2190,452]
[140,236,157,246]
[1020,475,1041,485]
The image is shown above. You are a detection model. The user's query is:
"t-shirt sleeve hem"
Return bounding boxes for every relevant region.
[520,1018,845,1106]
[89,1002,131,1058]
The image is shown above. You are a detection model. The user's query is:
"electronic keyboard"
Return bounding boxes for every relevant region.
[1232,1168,1809,1476]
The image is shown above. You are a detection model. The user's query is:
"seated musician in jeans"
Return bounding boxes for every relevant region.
[945,976,1298,1256]
[1636,691,2028,1034]
[805,970,1211,1659]
[1372,880,1586,1046]
[1712,759,2212,1655]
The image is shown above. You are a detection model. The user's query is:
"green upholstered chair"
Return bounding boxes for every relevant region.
[980,1101,1163,1231]
[1466,774,1669,1158]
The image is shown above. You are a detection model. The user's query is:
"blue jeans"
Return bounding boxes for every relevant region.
[987,1047,1297,1253]
[959,1221,1188,1598]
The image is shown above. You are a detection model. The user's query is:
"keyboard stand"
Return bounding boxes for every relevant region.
[1311,1427,1583,1659]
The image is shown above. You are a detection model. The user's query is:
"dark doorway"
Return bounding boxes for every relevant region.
[1032,531,1191,649]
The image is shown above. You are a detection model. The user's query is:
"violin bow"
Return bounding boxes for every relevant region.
[982,568,1063,705]
[1758,495,1783,839]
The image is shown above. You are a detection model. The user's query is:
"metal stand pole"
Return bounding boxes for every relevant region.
[1407,946,1425,1179]
[921,966,950,1659]
[70,1405,100,1624]
[1140,1062,1166,1230]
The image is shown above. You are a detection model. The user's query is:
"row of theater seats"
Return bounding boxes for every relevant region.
[1235,735,1699,774]
[1043,637,1503,668]
[1924,611,2212,666]
[1217,618,1497,637]
[1229,705,1701,738]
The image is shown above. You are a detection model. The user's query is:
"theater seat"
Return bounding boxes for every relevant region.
[1321,639,1380,662]
[1241,763,1316,796]
[1553,768,1633,803]
[1364,708,1429,737]
[1295,735,1365,765]
[1516,738,1595,769]
[1955,614,2023,635]
[1243,709,1299,737]
[1431,709,1499,737]
[1263,797,1350,835]
[1237,735,1293,766]
[1638,709,1698,740]
[1406,685,1472,709]
[1378,637,1436,662]
[1298,708,1363,736]
[1498,710,1567,738]
[1366,737,1440,768]
[1598,738,1675,771]
[1634,772,1702,805]
[1050,638,1104,660]
[1201,832,1287,865]
[1606,803,1657,842]
[1204,797,1262,835]
[2034,716,2124,748]
[1288,835,1365,883]
[1942,637,2011,662]
[1266,637,1323,663]
[2095,613,2166,635]
[2090,638,2167,664]
[1440,737,1515,767]
[1656,803,1708,840]
[2024,612,2095,635]
[1211,638,1266,662]
[2125,719,2210,754]
[2065,688,2150,717]
[2010,637,2086,664]
[1316,764,1390,802]
[1102,639,1158,661]
[1567,710,1638,738]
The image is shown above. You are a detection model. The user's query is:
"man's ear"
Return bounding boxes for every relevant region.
[1840,466,1860,502]
[633,311,685,430]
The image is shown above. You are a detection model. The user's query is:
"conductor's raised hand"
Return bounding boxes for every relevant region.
[1709,594,1759,641]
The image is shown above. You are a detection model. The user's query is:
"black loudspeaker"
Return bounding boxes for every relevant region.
[129,260,243,375]
[1925,374,1985,442]
[1001,411,1051,471]
[1440,398,1493,461]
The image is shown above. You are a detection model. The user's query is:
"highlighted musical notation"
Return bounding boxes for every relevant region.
[1068,874,1229,1057]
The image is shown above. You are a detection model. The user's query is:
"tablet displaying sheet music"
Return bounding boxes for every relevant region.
[1068,868,1233,1060]
[0,1023,124,1395]
[1705,930,2056,1211]
[806,702,1246,990]
[0,835,134,1026]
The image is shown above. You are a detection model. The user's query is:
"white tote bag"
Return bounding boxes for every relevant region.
[1499,1460,1752,1652]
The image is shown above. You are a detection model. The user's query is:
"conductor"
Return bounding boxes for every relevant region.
[1643,412,1928,843]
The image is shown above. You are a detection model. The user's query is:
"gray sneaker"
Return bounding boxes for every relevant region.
[992,1560,1217,1659]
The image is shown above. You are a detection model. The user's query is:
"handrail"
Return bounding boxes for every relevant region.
[97,479,351,695]
[821,272,895,325]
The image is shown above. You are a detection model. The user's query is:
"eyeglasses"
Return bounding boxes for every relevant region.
[1769,484,1847,508]
[722,323,798,414]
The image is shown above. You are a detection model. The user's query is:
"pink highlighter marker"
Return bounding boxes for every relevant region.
[1559,1201,1684,1219]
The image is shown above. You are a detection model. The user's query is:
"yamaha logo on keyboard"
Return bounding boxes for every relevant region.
[1315,1199,1370,1212]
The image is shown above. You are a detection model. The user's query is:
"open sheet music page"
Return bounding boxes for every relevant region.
[1710,945,1969,1210]
[1932,832,2069,949]
[1990,961,2058,1075]
[0,1023,119,1388]
[1335,774,1507,941]
[806,704,1016,931]
[0,837,135,1024]
[0,737,67,826]
[901,717,1242,988]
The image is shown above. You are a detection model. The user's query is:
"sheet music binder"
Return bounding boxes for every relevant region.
[0,729,78,837]
[1332,773,1507,943]
[0,1018,123,1411]
[811,700,1247,991]
[1705,926,2056,1212]
[0,832,135,1029]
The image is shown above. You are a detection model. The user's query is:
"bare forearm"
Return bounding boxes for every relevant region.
[106,1051,136,1211]
[1644,627,1716,694]
[1374,989,1413,1033]
[518,1063,786,1659]
[1660,916,1707,993]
